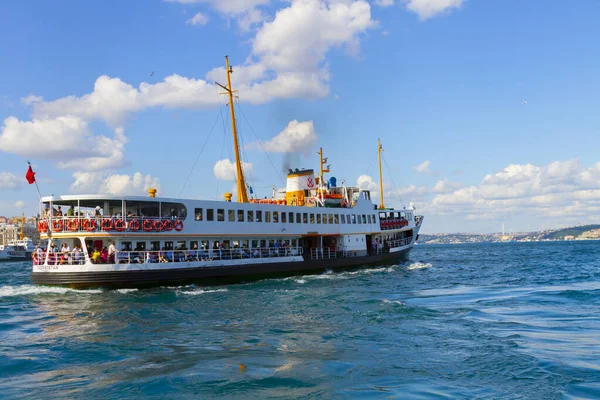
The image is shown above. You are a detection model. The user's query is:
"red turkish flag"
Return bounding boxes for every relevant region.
[26,165,36,184]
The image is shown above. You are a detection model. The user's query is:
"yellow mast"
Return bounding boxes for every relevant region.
[317,147,330,189]
[378,138,385,209]
[216,56,248,203]
[20,212,24,240]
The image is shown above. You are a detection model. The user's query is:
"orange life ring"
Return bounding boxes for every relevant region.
[82,219,96,231]
[38,221,48,233]
[101,218,113,230]
[162,220,173,231]
[143,219,153,232]
[174,220,184,231]
[52,219,63,232]
[129,219,140,231]
[153,220,163,231]
[67,219,79,231]
[114,219,126,232]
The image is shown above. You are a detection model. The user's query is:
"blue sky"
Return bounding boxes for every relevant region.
[1,0,599,233]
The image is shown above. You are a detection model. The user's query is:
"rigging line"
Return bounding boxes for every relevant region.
[216,121,228,199]
[235,98,253,190]
[364,159,375,179]
[382,154,405,204]
[178,107,223,197]
[236,102,285,185]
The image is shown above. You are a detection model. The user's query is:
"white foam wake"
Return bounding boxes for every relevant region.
[0,284,103,297]
[178,288,229,296]
[407,262,432,270]
[114,288,138,294]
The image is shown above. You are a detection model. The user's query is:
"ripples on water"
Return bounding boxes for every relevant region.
[1,241,599,399]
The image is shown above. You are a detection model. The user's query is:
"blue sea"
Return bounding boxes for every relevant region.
[1,241,599,399]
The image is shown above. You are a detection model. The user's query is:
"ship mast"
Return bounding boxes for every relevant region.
[20,212,24,240]
[216,56,249,203]
[378,138,385,209]
[318,147,330,190]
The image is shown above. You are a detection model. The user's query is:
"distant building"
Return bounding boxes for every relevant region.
[0,216,7,224]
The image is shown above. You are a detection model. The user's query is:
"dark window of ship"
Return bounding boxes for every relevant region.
[317,214,321,224]
[281,212,286,223]
[273,211,279,223]
[351,215,356,224]
[289,212,294,223]
[328,214,334,224]
[247,210,254,222]
[297,213,301,223]
[228,210,235,222]
[341,215,345,224]
[303,213,308,223]
[265,212,271,223]
[310,214,315,224]
[238,210,244,222]
[256,211,262,222]
[356,214,361,224]
[207,209,214,221]
[194,208,203,221]
[322,214,327,225]
[217,209,224,222]
[362,215,366,224]
[334,214,339,224]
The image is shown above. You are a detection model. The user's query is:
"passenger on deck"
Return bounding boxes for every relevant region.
[91,247,101,263]
[67,205,74,217]
[56,206,63,216]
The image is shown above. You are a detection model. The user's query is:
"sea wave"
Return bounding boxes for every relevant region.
[0,284,103,297]
[177,288,229,296]
[407,262,433,270]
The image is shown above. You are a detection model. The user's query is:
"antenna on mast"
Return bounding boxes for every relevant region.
[378,138,385,209]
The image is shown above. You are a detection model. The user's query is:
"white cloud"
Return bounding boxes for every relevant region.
[21,94,43,105]
[413,160,431,174]
[213,158,253,181]
[14,200,25,208]
[166,0,270,30]
[404,0,464,20]
[70,171,161,196]
[429,159,600,223]
[186,12,209,25]
[375,0,395,7]
[432,178,463,193]
[0,172,20,190]
[0,118,126,171]
[260,120,317,154]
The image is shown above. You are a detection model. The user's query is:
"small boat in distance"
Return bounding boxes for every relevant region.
[29,56,424,289]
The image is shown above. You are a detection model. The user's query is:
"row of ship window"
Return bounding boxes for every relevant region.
[194,208,378,225]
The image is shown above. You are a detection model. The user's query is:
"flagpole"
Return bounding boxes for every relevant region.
[27,161,42,201]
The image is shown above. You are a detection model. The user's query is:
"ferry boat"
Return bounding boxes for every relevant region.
[30,57,424,289]
[0,238,35,262]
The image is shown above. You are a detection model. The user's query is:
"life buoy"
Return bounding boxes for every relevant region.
[82,219,96,231]
[129,219,140,231]
[114,219,126,232]
[52,219,63,232]
[270,199,277,205]
[38,221,48,233]
[101,218,113,230]
[143,219,153,232]
[174,220,184,231]
[67,219,79,231]
[162,220,173,231]
[153,220,163,231]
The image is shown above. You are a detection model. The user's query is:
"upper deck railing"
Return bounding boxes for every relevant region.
[37,216,185,234]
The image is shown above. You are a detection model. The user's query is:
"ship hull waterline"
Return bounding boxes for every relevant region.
[30,248,412,289]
